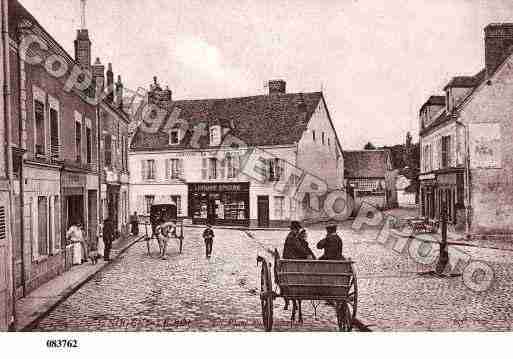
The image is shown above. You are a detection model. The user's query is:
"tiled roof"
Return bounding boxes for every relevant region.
[343,150,390,178]
[130,92,324,150]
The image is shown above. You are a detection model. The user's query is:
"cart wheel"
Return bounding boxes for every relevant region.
[336,302,352,332]
[347,263,358,324]
[260,261,274,332]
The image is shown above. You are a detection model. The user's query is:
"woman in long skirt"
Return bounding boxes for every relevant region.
[66,223,83,265]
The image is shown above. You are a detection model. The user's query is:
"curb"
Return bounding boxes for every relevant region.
[20,235,144,332]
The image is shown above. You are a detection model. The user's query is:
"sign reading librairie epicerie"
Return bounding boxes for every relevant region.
[189,182,249,193]
[62,172,87,187]
[469,123,502,169]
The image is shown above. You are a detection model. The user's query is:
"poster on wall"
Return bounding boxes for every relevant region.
[469,122,502,169]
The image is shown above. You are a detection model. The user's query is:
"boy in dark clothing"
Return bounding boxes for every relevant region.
[203,224,214,258]
[317,224,343,260]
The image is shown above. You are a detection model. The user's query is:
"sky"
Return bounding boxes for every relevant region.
[15,0,513,149]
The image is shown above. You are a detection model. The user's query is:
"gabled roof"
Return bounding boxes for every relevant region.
[130,92,327,150]
[443,75,481,90]
[343,150,391,178]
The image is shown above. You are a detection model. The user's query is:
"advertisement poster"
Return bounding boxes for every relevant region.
[469,123,502,169]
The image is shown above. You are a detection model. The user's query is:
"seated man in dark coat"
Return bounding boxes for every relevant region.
[283,221,315,259]
[317,224,343,260]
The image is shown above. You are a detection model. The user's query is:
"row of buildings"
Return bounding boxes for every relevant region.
[419,23,513,238]
[1,0,130,330]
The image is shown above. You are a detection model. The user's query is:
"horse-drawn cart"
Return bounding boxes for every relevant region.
[257,249,358,332]
[140,200,184,254]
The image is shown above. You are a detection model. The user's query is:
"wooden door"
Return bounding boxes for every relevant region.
[257,196,269,227]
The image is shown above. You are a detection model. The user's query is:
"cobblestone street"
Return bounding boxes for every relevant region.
[34,224,513,331]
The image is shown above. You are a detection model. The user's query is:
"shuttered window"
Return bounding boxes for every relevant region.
[50,108,59,159]
[75,121,82,162]
[86,127,92,164]
[0,206,6,242]
[209,158,217,179]
[35,100,45,155]
[38,196,48,256]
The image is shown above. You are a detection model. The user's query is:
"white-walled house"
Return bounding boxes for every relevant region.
[129,79,344,227]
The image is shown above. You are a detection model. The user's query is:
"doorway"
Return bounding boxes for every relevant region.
[257,196,269,227]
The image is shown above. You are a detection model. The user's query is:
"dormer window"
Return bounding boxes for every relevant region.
[169,129,180,145]
[210,125,221,146]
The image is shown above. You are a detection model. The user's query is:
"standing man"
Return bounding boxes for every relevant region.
[103,218,114,261]
[130,211,139,236]
[202,224,215,259]
[317,223,343,260]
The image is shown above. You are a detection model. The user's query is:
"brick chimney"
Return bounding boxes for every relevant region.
[268,79,286,95]
[106,63,114,103]
[115,75,124,108]
[74,29,91,70]
[92,57,105,94]
[485,23,513,78]
[148,76,172,106]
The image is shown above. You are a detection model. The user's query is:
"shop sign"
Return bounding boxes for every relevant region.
[419,173,436,181]
[438,173,457,185]
[189,182,249,193]
[62,172,86,187]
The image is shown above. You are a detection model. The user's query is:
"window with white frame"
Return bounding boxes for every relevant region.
[104,134,112,166]
[290,197,298,218]
[142,159,156,180]
[168,158,181,179]
[209,158,217,179]
[269,158,283,181]
[274,196,285,220]
[171,195,182,215]
[210,126,221,146]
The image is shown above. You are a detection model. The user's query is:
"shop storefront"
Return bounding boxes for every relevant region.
[420,171,464,224]
[188,182,250,226]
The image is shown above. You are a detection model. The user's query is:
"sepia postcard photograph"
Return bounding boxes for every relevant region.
[0,0,512,356]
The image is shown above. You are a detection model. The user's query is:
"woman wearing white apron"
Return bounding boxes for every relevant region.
[66,223,83,265]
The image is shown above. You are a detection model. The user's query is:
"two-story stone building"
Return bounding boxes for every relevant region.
[92,60,130,235]
[419,23,513,239]
[130,79,344,227]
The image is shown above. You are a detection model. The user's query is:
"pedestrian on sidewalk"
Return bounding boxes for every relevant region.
[130,211,139,236]
[88,234,99,265]
[103,218,114,261]
[66,222,83,265]
[79,223,89,263]
[317,223,343,260]
[203,224,214,259]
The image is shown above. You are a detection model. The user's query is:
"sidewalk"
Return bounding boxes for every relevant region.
[14,233,143,331]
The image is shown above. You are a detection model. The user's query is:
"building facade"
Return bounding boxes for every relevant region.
[419,23,513,238]
[344,150,397,211]
[94,61,130,235]
[129,79,344,227]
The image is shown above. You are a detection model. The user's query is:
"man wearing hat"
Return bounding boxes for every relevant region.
[317,223,343,260]
[283,221,315,259]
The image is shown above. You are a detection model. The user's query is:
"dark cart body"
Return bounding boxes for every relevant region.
[141,201,184,254]
[257,249,357,331]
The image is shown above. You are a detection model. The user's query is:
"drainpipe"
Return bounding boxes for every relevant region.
[1,0,17,330]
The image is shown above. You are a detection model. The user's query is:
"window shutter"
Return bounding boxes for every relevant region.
[179,159,184,179]
[141,160,147,180]
[201,158,207,179]
[165,159,170,179]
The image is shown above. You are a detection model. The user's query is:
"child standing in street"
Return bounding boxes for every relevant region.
[202,224,214,259]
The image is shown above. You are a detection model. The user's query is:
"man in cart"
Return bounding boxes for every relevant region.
[316,223,343,260]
